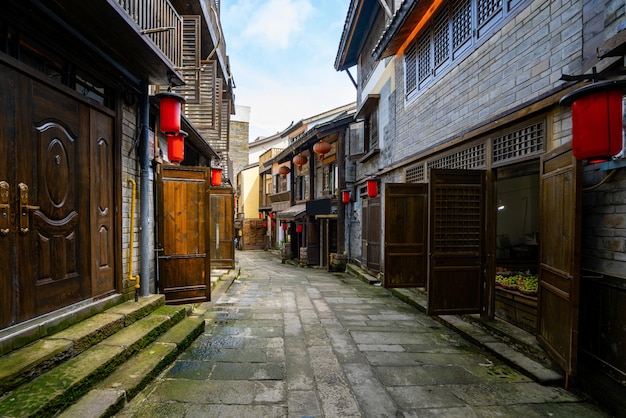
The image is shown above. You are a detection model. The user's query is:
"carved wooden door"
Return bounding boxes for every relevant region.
[157,165,210,303]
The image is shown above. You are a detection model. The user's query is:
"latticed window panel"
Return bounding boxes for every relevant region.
[477,0,502,26]
[428,143,486,171]
[418,29,432,83]
[433,186,482,253]
[492,120,545,165]
[405,42,417,96]
[452,0,472,49]
[433,6,450,68]
[405,163,425,183]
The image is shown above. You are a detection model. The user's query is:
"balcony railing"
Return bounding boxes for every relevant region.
[116,0,182,68]
[259,148,285,167]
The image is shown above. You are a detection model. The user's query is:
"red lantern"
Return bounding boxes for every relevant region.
[269,212,274,219]
[278,166,291,178]
[293,154,308,169]
[367,179,378,198]
[561,81,625,163]
[167,130,187,164]
[156,92,186,134]
[258,213,262,219]
[263,221,267,228]
[296,224,303,233]
[271,221,276,227]
[341,190,351,203]
[282,222,288,231]
[313,140,331,160]
[211,167,222,187]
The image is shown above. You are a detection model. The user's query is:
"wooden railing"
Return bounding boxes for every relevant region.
[259,148,285,167]
[116,0,182,68]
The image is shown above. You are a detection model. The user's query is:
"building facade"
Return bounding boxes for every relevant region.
[336,0,626,413]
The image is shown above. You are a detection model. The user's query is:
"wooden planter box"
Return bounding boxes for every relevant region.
[495,287,537,333]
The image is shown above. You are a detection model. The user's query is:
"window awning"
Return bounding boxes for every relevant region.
[276,203,307,221]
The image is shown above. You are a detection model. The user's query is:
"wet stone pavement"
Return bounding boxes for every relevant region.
[117,250,609,417]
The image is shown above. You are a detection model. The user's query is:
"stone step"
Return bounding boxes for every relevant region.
[0,295,164,395]
[0,303,193,418]
[58,316,206,418]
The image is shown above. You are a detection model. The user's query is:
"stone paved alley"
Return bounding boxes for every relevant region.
[117,250,610,417]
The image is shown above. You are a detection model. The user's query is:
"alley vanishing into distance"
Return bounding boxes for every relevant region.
[117,250,609,417]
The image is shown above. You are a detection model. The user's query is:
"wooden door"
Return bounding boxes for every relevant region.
[427,169,486,315]
[537,144,581,378]
[210,187,234,269]
[307,219,320,265]
[17,73,92,321]
[384,183,428,288]
[157,166,210,303]
[367,197,382,272]
[90,108,116,297]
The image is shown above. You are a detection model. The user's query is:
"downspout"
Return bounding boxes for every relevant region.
[126,179,141,302]
[139,80,151,297]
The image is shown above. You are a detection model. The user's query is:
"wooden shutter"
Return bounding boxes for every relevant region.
[176,16,200,104]
[427,169,486,315]
[537,143,582,379]
[384,183,428,288]
[349,121,365,158]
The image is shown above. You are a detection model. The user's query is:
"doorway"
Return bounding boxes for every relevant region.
[494,161,540,333]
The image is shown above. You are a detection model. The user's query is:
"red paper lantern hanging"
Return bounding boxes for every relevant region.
[271,221,276,227]
[278,166,291,178]
[263,221,267,228]
[258,213,262,219]
[560,81,625,163]
[210,167,222,187]
[269,212,274,219]
[167,130,187,164]
[341,190,351,203]
[293,154,308,169]
[313,140,331,160]
[281,222,288,231]
[367,179,378,198]
[296,224,303,233]
[156,92,186,134]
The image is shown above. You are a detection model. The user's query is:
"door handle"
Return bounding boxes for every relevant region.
[0,181,8,235]
[18,183,40,234]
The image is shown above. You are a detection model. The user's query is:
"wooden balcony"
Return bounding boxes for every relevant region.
[259,148,285,167]
[116,0,182,69]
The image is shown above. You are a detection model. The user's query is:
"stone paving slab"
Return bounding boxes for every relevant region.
[118,251,611,417]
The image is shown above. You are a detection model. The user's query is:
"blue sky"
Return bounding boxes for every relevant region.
[221,0,356,141]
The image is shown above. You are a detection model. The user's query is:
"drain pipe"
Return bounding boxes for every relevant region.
[127,179,141,302]
[139,80,151,297]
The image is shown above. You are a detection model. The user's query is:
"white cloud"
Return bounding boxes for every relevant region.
[242,0,314,49]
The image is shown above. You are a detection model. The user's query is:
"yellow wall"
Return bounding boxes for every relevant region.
[242,165,260,219]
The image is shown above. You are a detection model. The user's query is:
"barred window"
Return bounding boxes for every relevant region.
[492,120,545,165]
[405,0,522,100]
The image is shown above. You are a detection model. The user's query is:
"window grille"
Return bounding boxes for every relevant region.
[452,0,472,50]
[405,42,417,95]
[418,29,431,83]
[428,143,486,171]
[406,163,425,183]
[368,107,379,149]
[492,120,544,165]
[434,6,450,68]
[478,0,502,26]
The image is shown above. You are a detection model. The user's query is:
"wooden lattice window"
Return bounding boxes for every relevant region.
[434,5,450,69]
[492,120,544,165]
[417,29,431,83]
[433,186,482,253]
[405,42,417,95]
[428,143,486,171]
[452,0,472,51]
[477,0,502,27]
[406,163,425,183]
